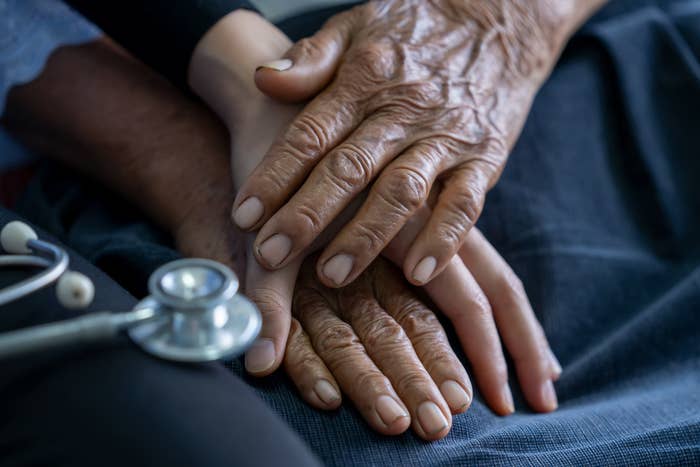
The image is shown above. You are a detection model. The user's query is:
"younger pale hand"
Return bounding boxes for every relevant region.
[187,10,562,416]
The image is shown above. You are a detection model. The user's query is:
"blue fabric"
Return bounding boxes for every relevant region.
[0,211,321,467]
[10,0,700,465]
[0,0,100,169]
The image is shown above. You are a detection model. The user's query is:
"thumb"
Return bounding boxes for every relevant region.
[254,11,355,103]
[243,241,303,376]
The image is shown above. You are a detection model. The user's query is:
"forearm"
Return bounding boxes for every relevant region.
[1,38,232,233]
[188,10,292,125]
[188,9,300,189]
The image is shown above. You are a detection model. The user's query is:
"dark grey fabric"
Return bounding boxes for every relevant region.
[6,0,700,465]
[0,209,320,467]
[64,0,259,89]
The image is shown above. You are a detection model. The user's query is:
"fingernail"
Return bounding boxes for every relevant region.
[549,348,563,379]
[244,338,276,373]
[541,380,558,411]
[314,379,340,406]
[233,197,263,229]
[412,256,437,284]
[375,395,408,427]
[501,385,515,414]
[322,254,354,285]
[417,401,449,435]
[440,380,471,411]
[258,233,292,267]
[257,59,293,71]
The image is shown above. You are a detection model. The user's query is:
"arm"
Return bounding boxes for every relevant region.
[1,37,242,273]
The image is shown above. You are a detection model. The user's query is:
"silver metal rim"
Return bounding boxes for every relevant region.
[148,258,239,310]
[127,295,261,362]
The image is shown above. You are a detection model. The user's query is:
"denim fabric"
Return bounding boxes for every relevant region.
[12,0,700,465]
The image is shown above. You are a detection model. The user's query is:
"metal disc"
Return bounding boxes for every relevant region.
[127,259,260,362]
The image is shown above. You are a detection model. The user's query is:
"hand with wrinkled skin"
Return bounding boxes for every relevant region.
[188,10,562,419]
[286,256,468,440]
[235,0,607,288]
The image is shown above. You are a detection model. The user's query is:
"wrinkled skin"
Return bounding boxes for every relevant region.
[186,6,578,438]
[286,256,470,440]
[225,98,561,423]
[235,0,577,288]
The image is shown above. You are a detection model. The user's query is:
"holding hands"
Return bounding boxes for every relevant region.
[184,0,604,439]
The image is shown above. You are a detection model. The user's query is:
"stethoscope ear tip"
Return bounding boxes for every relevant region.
[1,221,37,254]
[56,271,95,309]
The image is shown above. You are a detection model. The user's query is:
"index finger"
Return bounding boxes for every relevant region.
[232,85,365,231]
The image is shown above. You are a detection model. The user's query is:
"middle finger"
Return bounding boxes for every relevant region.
[294,287,411,436]
[339,278,452,440]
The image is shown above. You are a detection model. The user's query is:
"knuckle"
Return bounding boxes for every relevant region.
[287,115,329,157]
[249,286,288,318]
[466,290,492,320]
[405,319,444,349]
[394,370,431,395]
[423,350,459,374]
[400,81,445,112]
[351,221,389,254]
[434,220,465,252]
[295,203,325,237]
[460,186,485,224]
[435,188,485,249]
[451,185,484,226]
[256,161,293,194]
[394,302,440,335]
[362,316,407,350]
[325,143,375,190]
[379,167,430,214]
[346,41,396,82]
[315,322,359,356]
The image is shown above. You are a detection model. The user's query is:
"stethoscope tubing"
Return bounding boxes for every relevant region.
[0,307,157,359]
[0,239,67,307]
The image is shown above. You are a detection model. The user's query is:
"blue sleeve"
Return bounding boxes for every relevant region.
[0,0,101,116]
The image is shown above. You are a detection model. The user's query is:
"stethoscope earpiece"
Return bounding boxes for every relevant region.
[1,221,38,254]
[56,271,95,309]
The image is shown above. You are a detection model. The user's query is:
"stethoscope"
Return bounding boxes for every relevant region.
[0,221,261,362]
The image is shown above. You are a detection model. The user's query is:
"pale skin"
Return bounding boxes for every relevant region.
[1,0,603,440]
[2,35,553,440]
[187,6,571,437]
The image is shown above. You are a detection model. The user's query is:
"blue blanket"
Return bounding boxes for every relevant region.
[14,0,700,464]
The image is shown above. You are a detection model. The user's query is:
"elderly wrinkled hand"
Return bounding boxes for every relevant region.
[285,256,469,440]
[234,0,593,288]
[188,9,563,420]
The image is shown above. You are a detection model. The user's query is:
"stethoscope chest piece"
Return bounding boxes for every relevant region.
[128,258,261,362]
